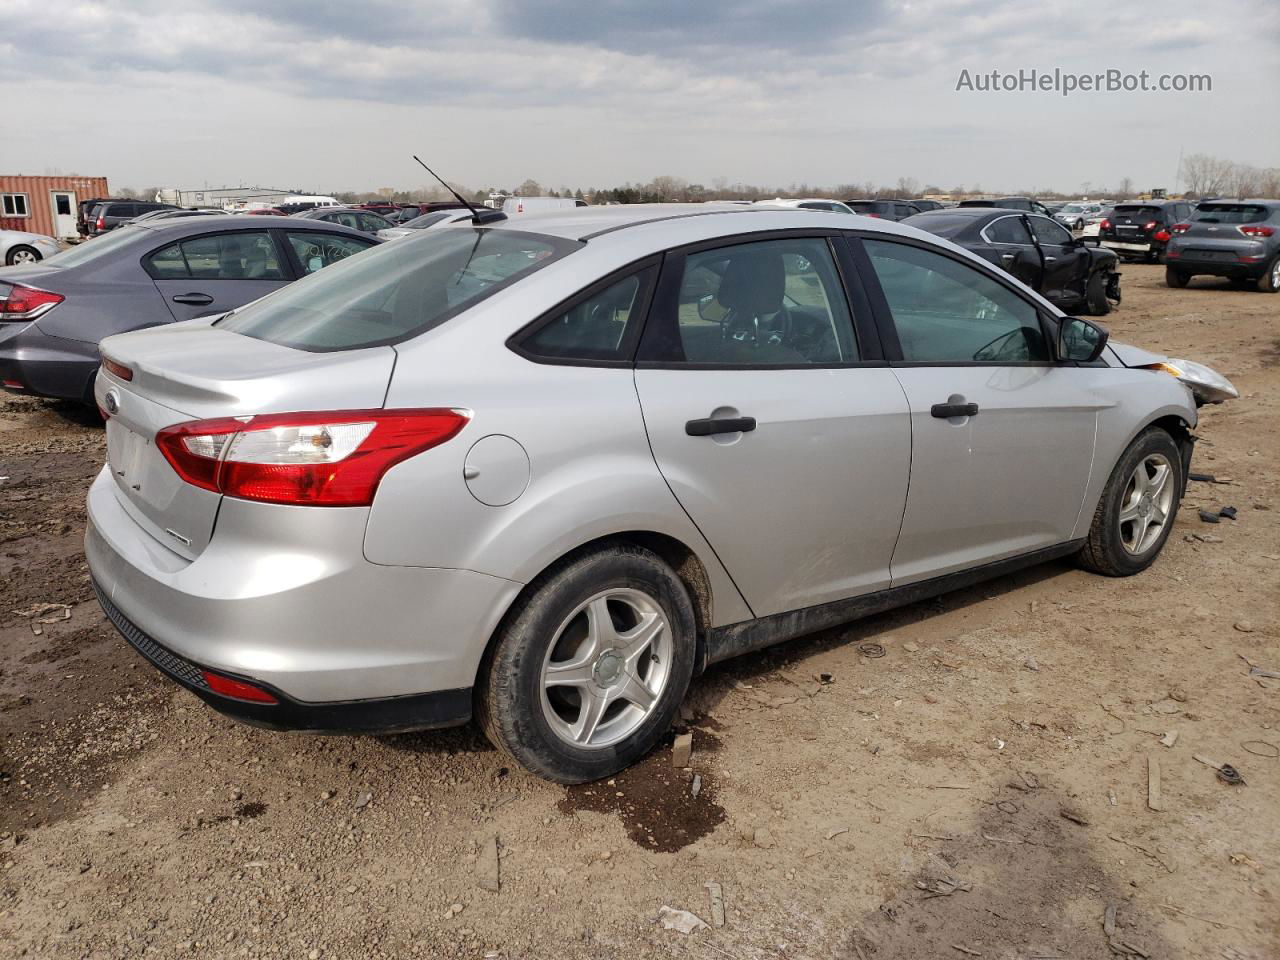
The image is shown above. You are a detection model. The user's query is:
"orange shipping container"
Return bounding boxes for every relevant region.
[0,174,110,240]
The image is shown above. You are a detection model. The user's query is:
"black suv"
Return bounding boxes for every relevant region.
[1099,200,1195,262]
[86,200,180,236]
[958,197,1056,217]
[844,199,921,221]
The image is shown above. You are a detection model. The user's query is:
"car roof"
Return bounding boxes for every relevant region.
[132,215,371,239]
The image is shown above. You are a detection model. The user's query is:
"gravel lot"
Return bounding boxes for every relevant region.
[1,263,1277,959]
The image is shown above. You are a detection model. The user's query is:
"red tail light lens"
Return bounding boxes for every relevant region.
[100,354,134,381]
[1099,219,1111,231]
[1171,222,1191,235]
[1239,224,1275,238]
[156,409,469,506]
[0,284,65,321]
[95,216,105,230]
[1153,230,1170,243]
[201,670,279,704]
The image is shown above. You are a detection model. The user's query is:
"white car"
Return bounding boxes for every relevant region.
[376,209,474,241]
[755,198,856,214]
[1,228,61,266]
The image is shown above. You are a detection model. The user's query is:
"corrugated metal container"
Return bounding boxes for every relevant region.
[0,174,110,239]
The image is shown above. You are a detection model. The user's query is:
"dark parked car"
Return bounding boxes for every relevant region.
[0,217,377,403]
[352,202,402,216]
[845,199,921,221]
[904,207,1120,315]
[1099,200,1196,263]
[1165,200,1280,292]
[389,202,470,223]
[958,197,1056,217]
[294,207,396,235]
[77,197,126,236]
[85,200,180,236]
[908,199,945,212]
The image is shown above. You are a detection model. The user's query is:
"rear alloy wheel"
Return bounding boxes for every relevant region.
[477,544,696,782]
[5,245,41,266]
[1085,269,1112,316]
[1077,427,1182,577]
[1258,256,1280,293]
[1165,267,1190,288]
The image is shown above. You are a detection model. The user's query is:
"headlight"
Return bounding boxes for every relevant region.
[1143,359,1239,405]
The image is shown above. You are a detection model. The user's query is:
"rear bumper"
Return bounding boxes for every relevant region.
[85,466,522,720]
[0,322,99,400]
[1165,253,1269,278]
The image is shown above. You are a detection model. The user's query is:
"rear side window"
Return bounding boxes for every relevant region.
[107,203,137,218]
[516,267,656,362]
[286,232,375,275]
[985,216,1032,244]
[145,232,284,280]
[642,237,858,366]
[1192,203,1269,224]
[217,228,578,351]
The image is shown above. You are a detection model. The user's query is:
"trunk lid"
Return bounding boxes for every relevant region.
[95,322,397,559]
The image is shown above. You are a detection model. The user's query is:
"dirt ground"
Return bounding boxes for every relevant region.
[1,263,1277,959]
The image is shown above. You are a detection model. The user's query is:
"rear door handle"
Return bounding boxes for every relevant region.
[172,293,214,306]
[930,402,979,419]
[685,416,756,436]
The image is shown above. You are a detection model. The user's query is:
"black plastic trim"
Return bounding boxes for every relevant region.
[93,579,472,734]
[705,539,1085,665]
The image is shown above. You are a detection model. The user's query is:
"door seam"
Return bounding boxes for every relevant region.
[885,367,915,587]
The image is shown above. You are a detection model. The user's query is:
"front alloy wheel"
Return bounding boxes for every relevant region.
[1117,453,1175,555]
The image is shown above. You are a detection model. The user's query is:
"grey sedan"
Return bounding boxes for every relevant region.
[0,217,377,402]
[85,205,1235,782]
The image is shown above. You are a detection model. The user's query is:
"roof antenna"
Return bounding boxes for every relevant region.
[412,156,506,225]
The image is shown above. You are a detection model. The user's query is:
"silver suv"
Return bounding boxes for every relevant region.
[86,205,1234,782]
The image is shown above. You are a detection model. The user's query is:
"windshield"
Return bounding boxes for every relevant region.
[40,226,144,268]
[217,227,580,351]
[404,211,453,229]
[1192,203,1269,224]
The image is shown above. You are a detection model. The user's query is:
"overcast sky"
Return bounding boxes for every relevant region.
[3,0,1277,196]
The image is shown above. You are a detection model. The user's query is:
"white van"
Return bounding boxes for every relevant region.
[502,197,588,215]
[284,195,340,208]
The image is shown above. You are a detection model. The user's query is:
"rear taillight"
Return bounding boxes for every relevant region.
[1143,220,1157,231]
[1153,230,1170,243]
[1239,224,1275,238]
[95,216,105,230]
[0,284,65,321]
[155,409,469,506]
[201,670,278,704]
[100,353,133,381]
[1099,218,1111,231]
[1171,222,1191,234]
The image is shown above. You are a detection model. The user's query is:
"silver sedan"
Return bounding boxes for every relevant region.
[1,228,61,266]
[86,205,1235,782]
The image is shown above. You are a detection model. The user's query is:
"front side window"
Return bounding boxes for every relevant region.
[864,239,1048,364]
[645,237,858,365]
[218,227,578,351]
[359,213,393,232]
[2,194,30,217]
[518,269,654,362]
[1029,216,1073,245]
[985,216,1031,244]
[287,232,375,275]
[177,232,284,279]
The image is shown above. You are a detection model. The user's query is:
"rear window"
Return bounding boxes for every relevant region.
[216,227,579,351]
[1192,203,1269,224]
[904,213,969,237]
[1113,205,1162,217]
[404,211,452,229]
[38,225,144,268]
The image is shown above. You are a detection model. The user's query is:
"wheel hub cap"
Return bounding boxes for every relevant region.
[593,651,624,687]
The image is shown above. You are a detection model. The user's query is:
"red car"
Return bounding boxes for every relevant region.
[245,208,287,216]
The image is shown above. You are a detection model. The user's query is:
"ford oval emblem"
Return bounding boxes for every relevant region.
[104,390,120,416]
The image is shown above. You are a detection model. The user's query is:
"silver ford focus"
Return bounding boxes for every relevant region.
[86,205,1236,782]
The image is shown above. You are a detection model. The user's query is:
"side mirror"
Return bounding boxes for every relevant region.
[1058,316,1109,363]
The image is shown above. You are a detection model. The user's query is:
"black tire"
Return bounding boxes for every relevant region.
[1257,256,1280,293]
[1085,269,1112,316]
[1165,266,1190,288]
[1076,427,1183,577]
[5,245,41,266]
[476,543,697,783]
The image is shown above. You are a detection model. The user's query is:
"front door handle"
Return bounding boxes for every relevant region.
[172,292,214,306]
[685,416,756,436]
[1000,253,1016,262]
[1043,256,1058,262]
[931,402,979,419]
